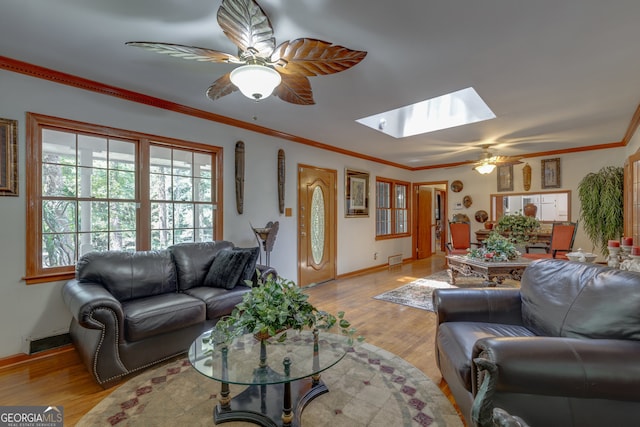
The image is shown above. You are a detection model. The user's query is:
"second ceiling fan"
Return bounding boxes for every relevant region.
[126,0,367,105]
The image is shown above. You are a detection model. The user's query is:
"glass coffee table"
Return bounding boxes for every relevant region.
[188,329,349,427]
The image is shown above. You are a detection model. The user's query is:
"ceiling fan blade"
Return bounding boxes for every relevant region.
[273,73,315,105]
[271,38,367,76]
[217,0,275,58]
[491,156,523,166]
[126,42,240,63]
[206,73,239,101]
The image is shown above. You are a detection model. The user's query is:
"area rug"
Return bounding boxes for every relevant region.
[77,342,462,427]
[374,270,519,312]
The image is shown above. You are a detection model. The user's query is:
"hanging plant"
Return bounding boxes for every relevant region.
[578,166,624,254]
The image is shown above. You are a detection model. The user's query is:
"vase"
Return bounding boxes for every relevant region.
[524,203,537,217]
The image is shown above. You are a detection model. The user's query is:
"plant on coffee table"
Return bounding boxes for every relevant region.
[207,274,364,347]
[468,232,519,262]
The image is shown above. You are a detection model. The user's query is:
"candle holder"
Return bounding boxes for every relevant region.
[607,246,621,268]
[621,245,633,261]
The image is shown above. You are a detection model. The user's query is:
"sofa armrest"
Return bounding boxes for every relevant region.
[471,337,640,425]
[62,279,125,334]
[433,288,523,326]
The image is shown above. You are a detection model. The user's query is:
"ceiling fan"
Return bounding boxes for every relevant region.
[470,145,523,174]
[126,0,367,105]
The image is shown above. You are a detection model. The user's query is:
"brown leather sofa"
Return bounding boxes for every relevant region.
[62,241,275,387]
[433,259,640,427]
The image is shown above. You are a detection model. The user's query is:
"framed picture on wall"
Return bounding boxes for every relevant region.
[345,168,369,217]
[497,165,514,192]
[0,118,18,196]
[542,158,561,188]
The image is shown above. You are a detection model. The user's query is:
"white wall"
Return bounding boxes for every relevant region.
[0,69,631,358]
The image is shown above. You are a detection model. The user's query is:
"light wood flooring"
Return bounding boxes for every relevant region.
[0,254,461,425]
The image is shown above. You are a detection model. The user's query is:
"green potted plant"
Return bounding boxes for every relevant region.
[578,166,624,254]
[495,211,540,244]
[209,274,364,347]
[468,232,520,262]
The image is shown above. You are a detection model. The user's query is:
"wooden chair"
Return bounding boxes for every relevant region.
[446,221,480,256]
[523,221,578,260]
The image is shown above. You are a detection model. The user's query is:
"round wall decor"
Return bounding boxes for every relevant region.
[463,195,472,208]
[475,210,488,223]
[450,180,463,192]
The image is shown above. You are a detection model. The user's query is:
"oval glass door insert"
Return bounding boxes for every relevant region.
[311,186,325,265]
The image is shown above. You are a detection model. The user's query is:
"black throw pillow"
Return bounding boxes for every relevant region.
[204,248,253,290]
[237,247,260,286]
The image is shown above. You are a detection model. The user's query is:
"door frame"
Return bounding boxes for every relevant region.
[297,163,337,286]
[412,181,448,259]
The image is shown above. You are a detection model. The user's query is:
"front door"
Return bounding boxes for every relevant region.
[298,164,336,286]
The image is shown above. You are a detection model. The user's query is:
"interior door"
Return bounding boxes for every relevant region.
[416,186,433,259]
[298,165,336,286]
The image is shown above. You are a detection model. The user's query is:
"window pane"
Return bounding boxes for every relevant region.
[175,203,193,229]
[173,149,192,176]
[151,202,174,229]
[42,129,76,165]
[395,209,407,234]
[109,139,136,171]
[109,231,136,251]
[78,135,107,168]
[173,175,193,201]
[197,228,214,242]
[151,229,174,250]
[42,200,76,233]
[109,202,136,231]
[78,167,107,198]
[78,201,109,232]
[42,164,77,197]
[174,228,194,243]
[396,185,407,209]
[195,177,212,202]
[150,146,172,174]
[196,204,213,228]
[109,170,136,199]
[78,232,108,254]
[150,173,172,201]
[194,153,211,178]
[42,233,76,268]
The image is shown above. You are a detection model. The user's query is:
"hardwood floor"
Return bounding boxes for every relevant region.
[0,254,461,425]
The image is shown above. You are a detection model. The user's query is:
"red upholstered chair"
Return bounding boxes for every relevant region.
[446,221,480,256]
[523,221,578,260]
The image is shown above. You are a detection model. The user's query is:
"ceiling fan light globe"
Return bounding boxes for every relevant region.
[230,64,282,101]
[474,163,496,174]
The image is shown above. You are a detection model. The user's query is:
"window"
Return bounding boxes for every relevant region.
[376,177,410,238]
[25,113,222,284]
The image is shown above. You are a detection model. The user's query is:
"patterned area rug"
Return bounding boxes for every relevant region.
[77,342,462,427]
[374,270,519,312]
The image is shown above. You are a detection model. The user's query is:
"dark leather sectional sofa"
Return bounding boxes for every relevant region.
[433,259,640,427]
[62,241,275,387]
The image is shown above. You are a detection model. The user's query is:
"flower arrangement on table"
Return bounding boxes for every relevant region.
[495,211,541,244]
[468,232,520,262]
[207,274,364,348]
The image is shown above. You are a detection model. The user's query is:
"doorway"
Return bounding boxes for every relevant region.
[298,164,337,286]
[414,182,448,259]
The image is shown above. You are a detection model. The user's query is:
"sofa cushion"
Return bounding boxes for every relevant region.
[76,250,177,302]
[122,293,206,342]
[521,259,640,340]
[169,241,234,291]
[437,322,535,391]
[204,248,255,289]
[184,285,253,321]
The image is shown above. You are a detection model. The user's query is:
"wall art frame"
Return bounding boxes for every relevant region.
[497,164,514,192]
[345,168,369,217]
[541,158,561,188]
[0,118,18,196]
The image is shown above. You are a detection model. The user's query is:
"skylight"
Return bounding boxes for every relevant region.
[356,87,496,138]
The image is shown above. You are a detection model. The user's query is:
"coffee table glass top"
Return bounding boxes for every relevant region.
[189,330,349,386]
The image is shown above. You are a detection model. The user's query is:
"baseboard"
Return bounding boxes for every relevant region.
[0,344,75,370]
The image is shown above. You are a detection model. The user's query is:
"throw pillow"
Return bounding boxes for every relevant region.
[237,246,260,286]
[204,248,253,290]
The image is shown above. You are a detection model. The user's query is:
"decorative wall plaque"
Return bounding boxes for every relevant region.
[235,141,245,214]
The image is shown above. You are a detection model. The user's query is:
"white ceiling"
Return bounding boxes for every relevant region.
[2,0,640,169]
